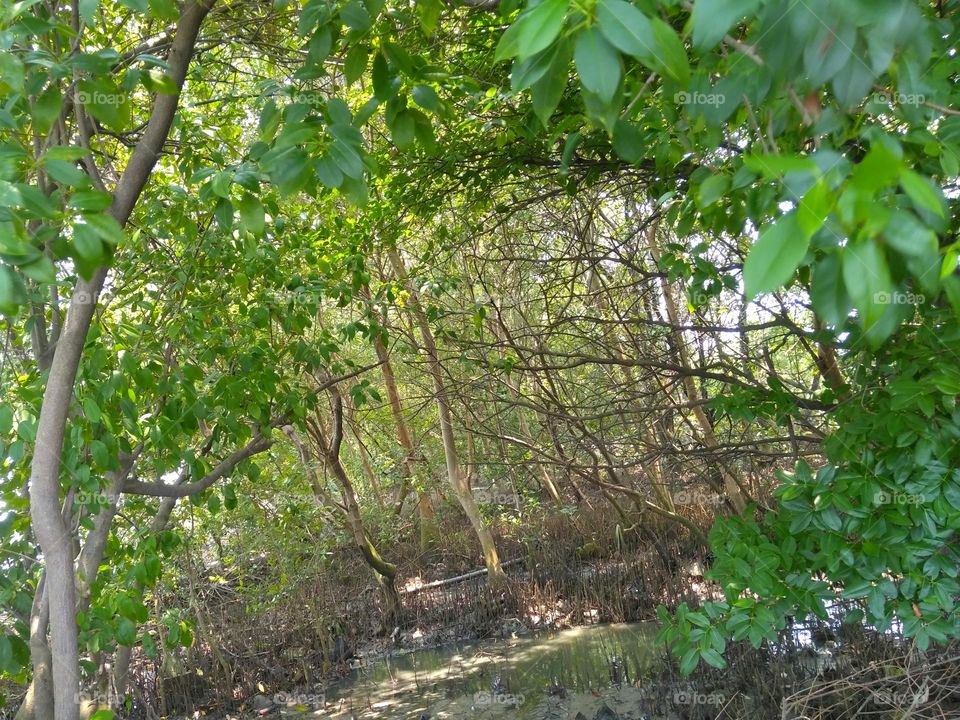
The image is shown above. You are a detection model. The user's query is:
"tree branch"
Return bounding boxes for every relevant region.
[124,434,271,498]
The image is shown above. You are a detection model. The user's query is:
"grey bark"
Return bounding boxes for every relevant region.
[27,4,214,718]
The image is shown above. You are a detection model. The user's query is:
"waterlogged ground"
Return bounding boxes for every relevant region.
[239,623,684,719]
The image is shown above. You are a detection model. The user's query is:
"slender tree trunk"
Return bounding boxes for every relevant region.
[16,582,53,720]
[307,392,403,628]
[25,4,213,718]
[387,249,505,583]
[580,214,677,514]
[345,401,385,510]
[647,224,748,512]
[112,496,178,697]
[367,292,440,548]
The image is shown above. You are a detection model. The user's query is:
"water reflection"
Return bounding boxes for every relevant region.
[320,623,659,719]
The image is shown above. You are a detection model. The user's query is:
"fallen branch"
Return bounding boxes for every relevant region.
[402,558,524,594]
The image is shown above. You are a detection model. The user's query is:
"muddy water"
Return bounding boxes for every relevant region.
[311,623,661,719]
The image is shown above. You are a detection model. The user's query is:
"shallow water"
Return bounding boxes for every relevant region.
[314,623,660,719]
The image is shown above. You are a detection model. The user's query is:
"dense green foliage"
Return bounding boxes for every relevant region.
[0,0,958,715]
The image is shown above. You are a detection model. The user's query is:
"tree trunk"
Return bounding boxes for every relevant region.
[16,583,53,720]
[345,401,386,510]
[387,249,505,583]
[306,391,403,628]
[25,4,213,718]
[112,496,178,698]
[367,291,440,549]
[647,223,748,512]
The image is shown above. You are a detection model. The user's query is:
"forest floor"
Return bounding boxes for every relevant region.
[5,507,956,720]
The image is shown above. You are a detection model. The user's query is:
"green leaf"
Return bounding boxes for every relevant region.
[328,140,364,179]
[116,618,137,646]
[495,0,569,62]
[214,197,234,230]
[796,179,833,237]
[0,180,21,208]
[0,405,13,434]
[0,636,11,673]
[343,44,369,84]
[831,59,874,107]
[691,0,760,50]
[574,27,621,103]
[390,110,416,151]
[16,184,58,218]
[341,0,371,31]
[89,711,114,720]
[210,170,232,199]
[811,254,851,326]
[679,647,700,675]
[697,174,729,209]
[145,69,178,95]
[77,78,131,132]
[842,239,892,331]
[650,17,689,85]
[612,119,644,163]
[237,194,265,237]
[700,647,727,669]
[263,147,311,195]
[44,159,89,187]
[884,210,937,259]
[0,54,24,94]
[31,87,63,134]
[72,223,104,261]
[412,85,442,113]
[900,170,945,218]
[148,0,177,20]
[743,212,809,298]
[79,0,98,22]
[68,190,113,211]
[595,0,655,62]
[0,265,27,315]
[259,100,281,143]
[371,52,396,101]
[417,0,442,34]
[82,212,124,245]
[315,156,344,188]
[82,396,101,424]
[512,44,562,91]
[531,39,571,126]
[743,153,818,178]
[851,142,901,194]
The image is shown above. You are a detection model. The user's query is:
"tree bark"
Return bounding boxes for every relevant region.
[365,285,440,548]
[27,7,215,716]
[647,224,749,512]
[387,249,505,583]
[305,390,403,628]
